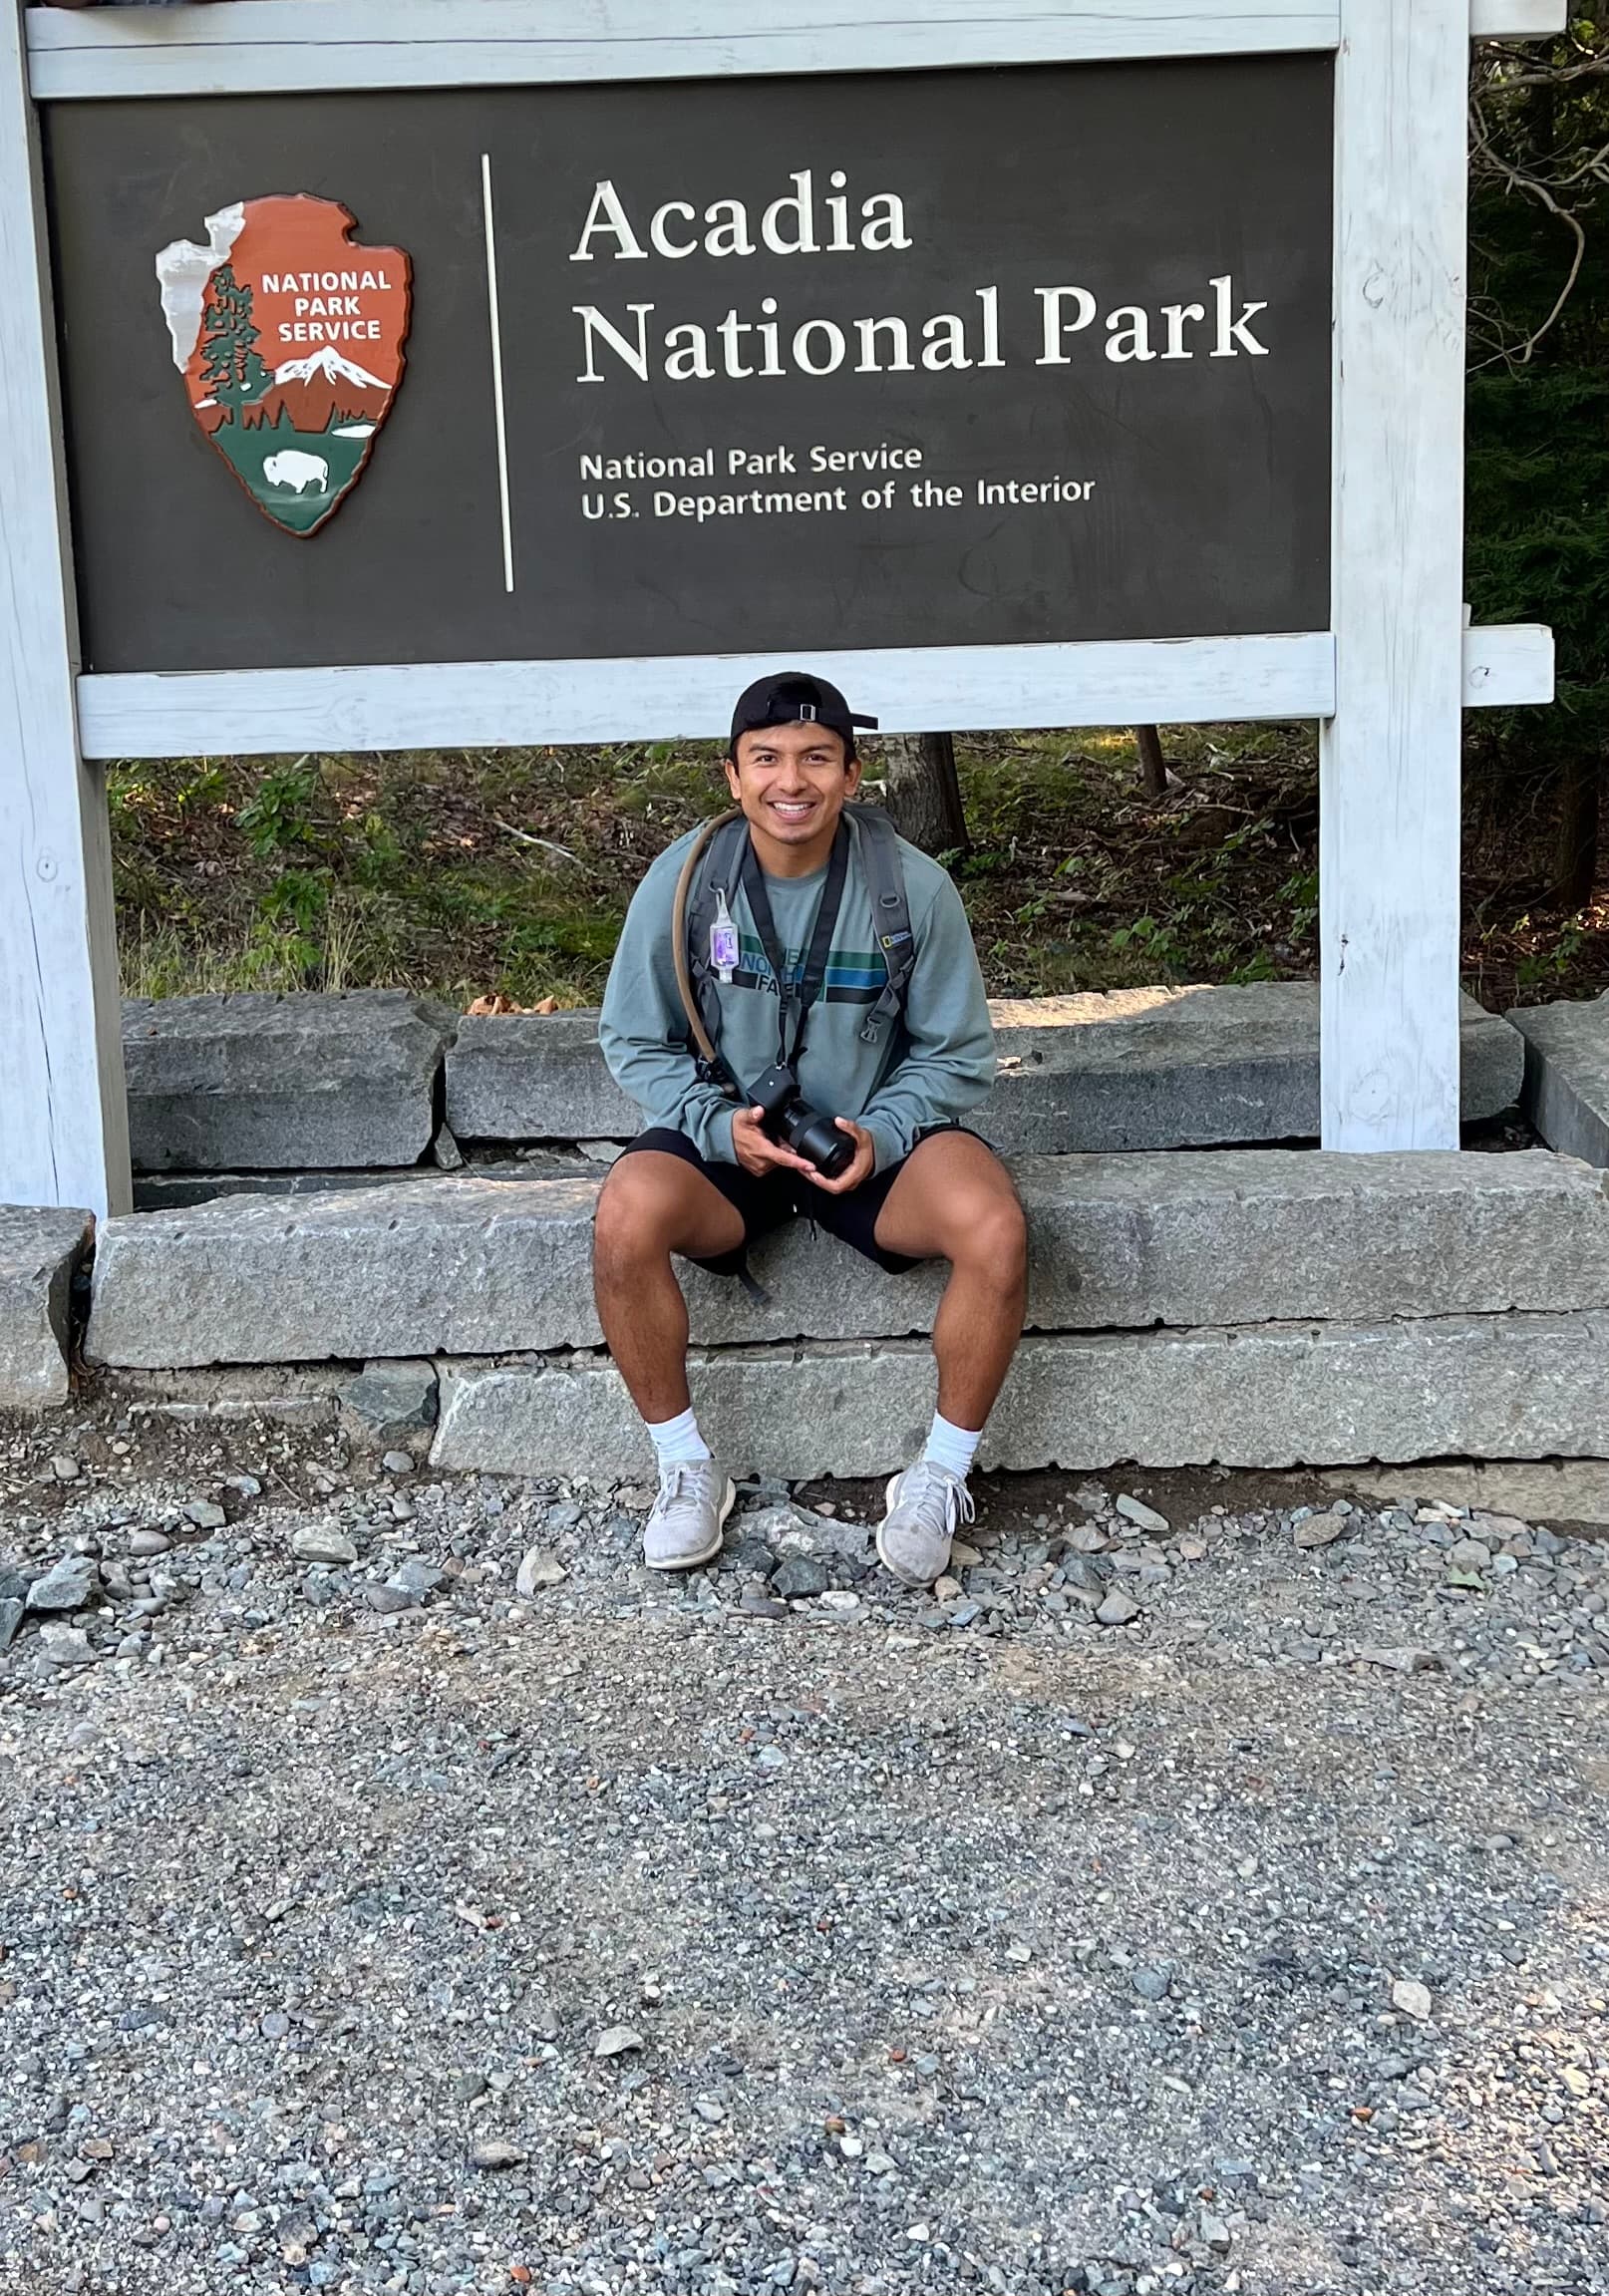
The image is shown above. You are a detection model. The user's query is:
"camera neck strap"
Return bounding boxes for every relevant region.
[740,818,850,1069]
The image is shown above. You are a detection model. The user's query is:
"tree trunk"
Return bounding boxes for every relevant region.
[1135,724,1168,800]
[880,732,970,855]
[1553,752,1602,913]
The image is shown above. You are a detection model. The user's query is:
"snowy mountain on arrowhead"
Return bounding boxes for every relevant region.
[273,344,390,393]
[244,341,394,433]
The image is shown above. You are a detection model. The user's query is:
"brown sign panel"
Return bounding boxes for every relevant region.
[44,58,1333,676]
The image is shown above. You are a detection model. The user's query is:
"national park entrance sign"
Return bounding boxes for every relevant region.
[54,60,1332,669]
[0,1,1563,1220]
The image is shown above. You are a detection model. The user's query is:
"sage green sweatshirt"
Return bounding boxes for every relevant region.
[599,811,995,1174]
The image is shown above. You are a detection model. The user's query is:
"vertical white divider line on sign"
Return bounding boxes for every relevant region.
[482,151,515,594]
[0,0,130,1217]
[1318,0,1467,1149]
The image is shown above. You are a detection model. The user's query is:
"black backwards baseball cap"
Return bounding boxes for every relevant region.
[729,672,879,761]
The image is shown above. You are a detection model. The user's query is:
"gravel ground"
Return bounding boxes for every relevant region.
[1,1397,1606,2296]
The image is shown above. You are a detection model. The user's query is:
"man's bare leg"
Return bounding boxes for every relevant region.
[593,1151,749,1571]
[867,1132,1028,1584]
[592,1151,746,1422]
[872,1131,1029,1427]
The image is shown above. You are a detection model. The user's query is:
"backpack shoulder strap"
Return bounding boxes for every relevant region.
[846,805,916,1047]
[681,812,750,1081]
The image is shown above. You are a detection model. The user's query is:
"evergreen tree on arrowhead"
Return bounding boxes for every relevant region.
[198,265,272,410]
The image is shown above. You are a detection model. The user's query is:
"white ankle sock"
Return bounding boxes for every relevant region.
[647,1406,711,1468]
[923,1411,981,1481]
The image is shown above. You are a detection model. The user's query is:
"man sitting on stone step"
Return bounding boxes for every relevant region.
[594,671,1028,1588]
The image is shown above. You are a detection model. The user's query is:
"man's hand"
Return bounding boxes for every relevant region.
[806,1118,876,1195]
[731,1106,818,1178]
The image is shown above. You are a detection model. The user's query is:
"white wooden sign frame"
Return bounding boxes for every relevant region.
[0,0,1564,1217]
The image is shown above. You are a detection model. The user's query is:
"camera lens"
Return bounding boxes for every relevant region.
[789,1110,854,1177]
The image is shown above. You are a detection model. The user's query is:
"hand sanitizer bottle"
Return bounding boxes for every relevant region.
[711,889,739,985]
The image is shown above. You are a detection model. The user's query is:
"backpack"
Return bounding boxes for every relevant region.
[672,804,916,1091]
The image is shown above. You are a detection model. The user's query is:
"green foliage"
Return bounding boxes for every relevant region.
[1107,915,1188,976]
[236,758,324,856]
[1278,866,1321,940]
[259,867,328,934]
[105,764,155,831]
[1465,32,1609,781]
[1467,363,1609,752]
[1511,914,1590,988]
[109,732,1334,1008]
[174,763,228,813]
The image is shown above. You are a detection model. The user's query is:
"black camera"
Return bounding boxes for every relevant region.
[749,1064,855,1178]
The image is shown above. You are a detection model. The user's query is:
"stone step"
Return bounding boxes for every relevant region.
[431,1312,1609,1479]
[1508,993,1609,1167]
[447,983,1524,1153]
[120,983,1525,1173]
[124,990,453,1172]
[447,1009,638,1144]
[0,1205,94,1407]
[130,1153,592,1212]
[985,985,1521,1151]
[84,1148,1609,1370]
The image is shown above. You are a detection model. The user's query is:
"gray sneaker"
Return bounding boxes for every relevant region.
[876,1461,975,1587]
[642,1461,736,1571]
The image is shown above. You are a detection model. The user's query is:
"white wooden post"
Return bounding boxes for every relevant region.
[1320,0,1469,1149]
[0,0,130,1218]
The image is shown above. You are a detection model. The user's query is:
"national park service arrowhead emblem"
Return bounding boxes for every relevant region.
[155,194,411,536]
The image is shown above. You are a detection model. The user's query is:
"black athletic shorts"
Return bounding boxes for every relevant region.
[617,1124,978,1278]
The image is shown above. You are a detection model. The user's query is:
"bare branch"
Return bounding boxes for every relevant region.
[1476,55,1609,96]
[1466,32,1608,370]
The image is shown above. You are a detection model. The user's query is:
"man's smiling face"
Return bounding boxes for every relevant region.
[726,721,862,867]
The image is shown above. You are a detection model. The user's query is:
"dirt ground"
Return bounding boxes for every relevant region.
[2,1393,1606,2296]
[107,730,1609,1016]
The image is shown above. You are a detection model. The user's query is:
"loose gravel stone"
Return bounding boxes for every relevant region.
[1360,1643,1443,1674]
[1115,1493,1170,1534]
[1096,1588,1141,1626]
[593,2025,645,2059]
[387,1555,445,1599]
[514,1545,568,1597]
[1,1417,1605,2296]
[1393,1978,1435,2022]
[771,1553,829,1600]
[289,1522,357,1566]
[1448,1536,1493,1571]
[339,1361,439,1440]
[38,1621,95,1666]
[471,2139,527,2170]
[24,1554,99,1612]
